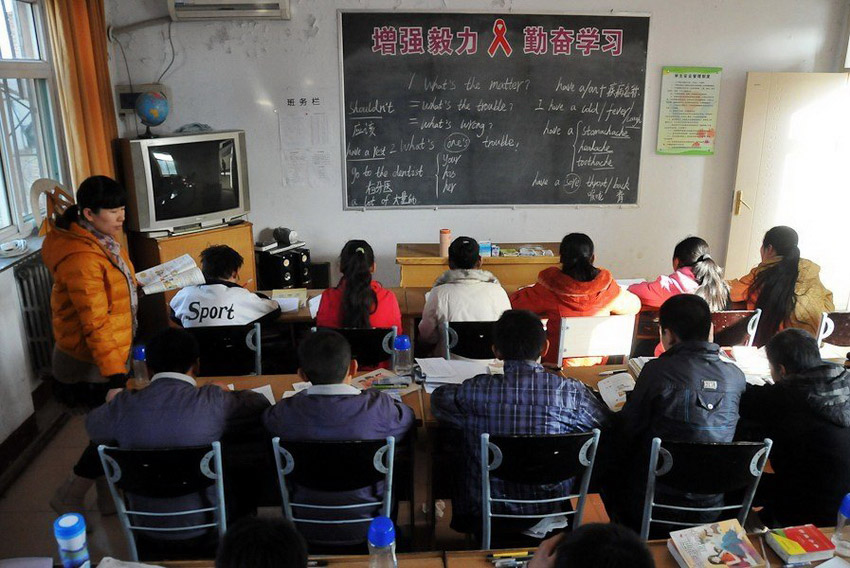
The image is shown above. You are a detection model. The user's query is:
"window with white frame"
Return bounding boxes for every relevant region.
[0,0,65,241]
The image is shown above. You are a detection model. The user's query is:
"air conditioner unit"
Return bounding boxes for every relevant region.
[168,0,290,21]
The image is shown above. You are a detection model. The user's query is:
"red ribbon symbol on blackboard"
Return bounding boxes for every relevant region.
[487,19,512,57]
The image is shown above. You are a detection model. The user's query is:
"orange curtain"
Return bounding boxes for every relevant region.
[45,0,118,188]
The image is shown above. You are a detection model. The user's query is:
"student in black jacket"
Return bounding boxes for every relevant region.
[739,328,850,527]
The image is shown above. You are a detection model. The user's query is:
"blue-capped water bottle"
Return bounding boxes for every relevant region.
[132,344,149,386]
[392,334,413,376]
[368,516,397,568]
[833,493,850,556]
[54,513,90,568]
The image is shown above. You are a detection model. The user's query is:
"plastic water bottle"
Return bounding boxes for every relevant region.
[392,335,413,376]
[368,516,397,568]
[54,513,90,568]
[131,344,149,386]
[834,493,850,556]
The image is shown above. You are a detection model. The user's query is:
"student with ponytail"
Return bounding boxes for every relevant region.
[316,240,402,331]
[729,226,833,346]
[629,236,730,311]
[510,233,640,366]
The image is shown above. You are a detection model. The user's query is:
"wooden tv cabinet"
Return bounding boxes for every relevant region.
[129,222,256,336]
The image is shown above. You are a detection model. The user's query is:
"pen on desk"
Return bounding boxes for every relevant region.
[487,551,532,559]
[307,561,328,567]
[598,368,627,376]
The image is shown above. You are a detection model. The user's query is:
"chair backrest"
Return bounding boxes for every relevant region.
[185,323,261,376]
[711,309,761,347]
[818,311,850,347]
[321,326,396,367]
[442,321,497,360]
[272,436,395,529]
[557,315,635,361]
[640,437,772,540]
[30,178,73,232]
[97,442,226,562]
[480,430,600,549]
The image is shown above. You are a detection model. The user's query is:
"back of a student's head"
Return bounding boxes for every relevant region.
[299,329,352,385]
[554,523,654,568]
[145,327,199,375]
[559,233,599,282]
[201,244,244,280]
[493,310,546,361]
[659,294,711,343]
[449,236,480,270]
[766,328,822,376]
[672,236,729,312]
[339,239,376,328]
[216,517,307,568]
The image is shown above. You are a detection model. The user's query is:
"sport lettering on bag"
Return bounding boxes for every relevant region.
[187,301,236,323]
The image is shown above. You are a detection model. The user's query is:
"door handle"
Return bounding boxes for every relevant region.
[733,190,751,215]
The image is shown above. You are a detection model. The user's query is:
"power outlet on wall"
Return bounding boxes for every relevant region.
[115,83,172,116]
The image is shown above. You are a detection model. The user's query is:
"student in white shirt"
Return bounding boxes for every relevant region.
[418,236,511,354]
[170,245,280,327]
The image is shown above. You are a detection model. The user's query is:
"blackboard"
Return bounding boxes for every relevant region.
[340,12,649,208]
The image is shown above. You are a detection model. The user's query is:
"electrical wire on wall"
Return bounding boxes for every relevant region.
[157,21,176,84]
[114,36,139,137]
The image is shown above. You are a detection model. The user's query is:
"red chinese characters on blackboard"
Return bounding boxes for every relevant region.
[371,20,623,57]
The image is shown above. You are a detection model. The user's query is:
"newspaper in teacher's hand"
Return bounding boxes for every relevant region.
[135,254,205,295]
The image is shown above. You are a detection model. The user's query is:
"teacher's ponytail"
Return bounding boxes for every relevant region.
[559,233,600,282]
[339,239,377,329]
[750,226,801,345]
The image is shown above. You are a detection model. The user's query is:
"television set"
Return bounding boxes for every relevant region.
[119,130,250,235]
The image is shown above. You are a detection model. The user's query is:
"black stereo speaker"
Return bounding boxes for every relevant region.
[257,249,296,289]
[294,249,311,287]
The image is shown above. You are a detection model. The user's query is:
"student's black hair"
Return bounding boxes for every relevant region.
[448,236,480,270]
[298,329,352,385]
[673,236,730,312]
[215,517,307,568]
[559,233,600,282]
[765,328,822,376]
[200,245,244,280]
[145,327,199,374]
[750,226,801,346]
[658,294,712,342]
[493,309,547,361]
[554,523,654,568]
[57,176,126,229]
[339,239,377,328]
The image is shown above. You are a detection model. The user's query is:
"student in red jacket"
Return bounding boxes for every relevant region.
[510,233,639,366]
[316,240,402,331]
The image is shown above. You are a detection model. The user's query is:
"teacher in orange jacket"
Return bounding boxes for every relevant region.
[42,175,137,398]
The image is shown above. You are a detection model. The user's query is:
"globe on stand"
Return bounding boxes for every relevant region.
[135,91,170,138]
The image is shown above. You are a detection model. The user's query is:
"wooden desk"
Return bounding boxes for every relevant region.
[193,373,426,423]
[160,551,445,568]
[396,243,559,288]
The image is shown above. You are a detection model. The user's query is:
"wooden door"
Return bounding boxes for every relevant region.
[726,73,850,310]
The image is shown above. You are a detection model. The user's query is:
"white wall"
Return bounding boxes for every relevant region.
[105,0,848,286]
[0,269,36,441]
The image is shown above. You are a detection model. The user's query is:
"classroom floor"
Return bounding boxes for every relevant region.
[0,415,609,562]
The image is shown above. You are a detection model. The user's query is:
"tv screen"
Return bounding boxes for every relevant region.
[148,139,240,221]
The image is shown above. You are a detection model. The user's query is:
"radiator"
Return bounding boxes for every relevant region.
[14,254,54,377]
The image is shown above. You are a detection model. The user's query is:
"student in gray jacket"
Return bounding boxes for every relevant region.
[86,328,269,557]
[263,330,415,547]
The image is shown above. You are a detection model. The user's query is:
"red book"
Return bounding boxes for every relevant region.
[765,524,835,563]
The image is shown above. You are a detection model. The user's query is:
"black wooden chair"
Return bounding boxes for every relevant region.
[480,430,601,549]
[640,437,772,540]
[185,323,261,376]
[271,437,395,550]
[711,309,761,347]
[317,326,397,368]
[442,321,497,360]
[97,442,226,561]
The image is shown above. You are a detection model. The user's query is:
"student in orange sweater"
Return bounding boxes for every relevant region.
[510,233,640,366]
[728,226,833,346]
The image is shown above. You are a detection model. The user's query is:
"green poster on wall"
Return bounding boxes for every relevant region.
[657,66,722,155]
